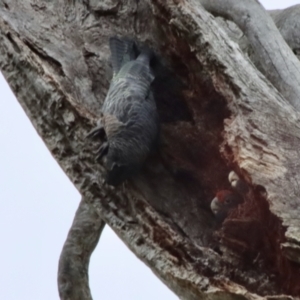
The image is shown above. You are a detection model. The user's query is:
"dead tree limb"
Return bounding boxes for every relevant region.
[215,5,300,62]
[1,0,300,299]
[58,197,105,300]
[199,0,300,110]
[271,5,300,56]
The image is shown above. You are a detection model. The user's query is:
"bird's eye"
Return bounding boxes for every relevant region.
[225,198,232,204]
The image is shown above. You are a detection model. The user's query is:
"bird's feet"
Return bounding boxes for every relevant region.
[95,142,109,162]
[86,119,106,141]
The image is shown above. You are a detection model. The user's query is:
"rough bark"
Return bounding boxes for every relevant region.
[1,0,300,299]
[58,197,105,300]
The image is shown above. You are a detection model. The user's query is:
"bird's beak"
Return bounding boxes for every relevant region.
[210,197,220,215]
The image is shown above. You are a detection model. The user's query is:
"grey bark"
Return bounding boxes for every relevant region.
[1,0,300,299]
[215,7,300,62]
[199,0,300,111]
[58,197,105,300]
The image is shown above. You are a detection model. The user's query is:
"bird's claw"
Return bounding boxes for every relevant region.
[95,142,109,162]
[86,125,105,140]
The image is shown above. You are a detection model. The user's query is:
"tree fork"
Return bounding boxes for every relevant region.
[199,0,300,110]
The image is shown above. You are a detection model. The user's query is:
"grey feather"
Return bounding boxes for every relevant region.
[89,37,159,186]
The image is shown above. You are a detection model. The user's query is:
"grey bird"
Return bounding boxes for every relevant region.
[87,37,159,186]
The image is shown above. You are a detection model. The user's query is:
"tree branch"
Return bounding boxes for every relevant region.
[1,0,300,298]
[271,5,300,57]
[58,197,105,300]
[199,0,300,110]
[215,6,300,61]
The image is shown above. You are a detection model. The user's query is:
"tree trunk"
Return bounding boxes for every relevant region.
[1,0,300,299]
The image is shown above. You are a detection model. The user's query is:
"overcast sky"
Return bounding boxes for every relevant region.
[0,1,299,299]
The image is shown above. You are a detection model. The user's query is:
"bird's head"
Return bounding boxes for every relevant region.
[103,145,140,186]
[210,190,243,221]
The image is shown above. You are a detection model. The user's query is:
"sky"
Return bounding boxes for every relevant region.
[0,1,299,299]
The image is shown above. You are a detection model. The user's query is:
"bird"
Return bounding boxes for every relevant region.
[210,171,249,222]
[228,171,249,195]
[210,189,244,222]
[87,37,159,186]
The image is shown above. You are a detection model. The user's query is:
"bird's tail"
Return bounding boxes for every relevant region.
[109,37,137,76]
